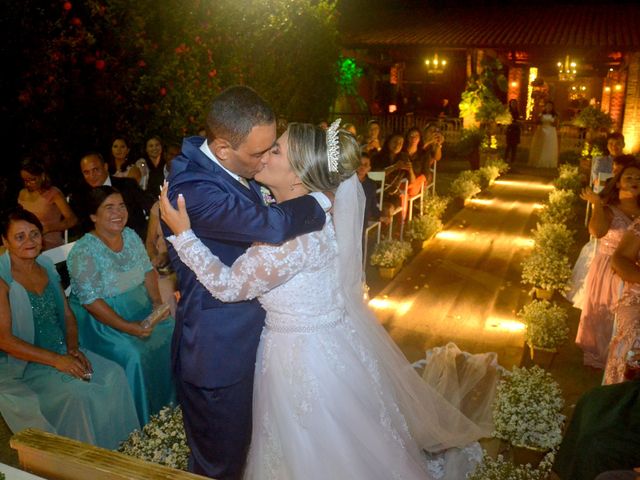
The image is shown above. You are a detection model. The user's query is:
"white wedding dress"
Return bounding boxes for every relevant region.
[168,176,491,480]
[528,113,558,168]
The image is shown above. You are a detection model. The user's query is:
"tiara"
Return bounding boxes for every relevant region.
[326,118,341,173]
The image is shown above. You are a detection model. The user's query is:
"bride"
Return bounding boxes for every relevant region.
[160,120,492,479]
[528,101,558,169]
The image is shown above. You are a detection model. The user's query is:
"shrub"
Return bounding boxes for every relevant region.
[518,300,570,351]
[406,214,443,241]
[370,240,412,268]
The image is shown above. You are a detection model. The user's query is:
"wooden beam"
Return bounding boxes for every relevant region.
[10,429,210,480]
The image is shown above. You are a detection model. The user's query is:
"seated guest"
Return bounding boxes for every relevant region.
[591,133,626,187]
[421,123,444,182]
[357,152,382,227]
[608,212,640,384]
[70,152,153,239]
[576,164,640,369]
[553,380,640,479]
[371,132,404,170]
[110,135,143,185]
[67,186,176,424]
[403,127,424,164]
[141,135,166,194]
[0,207,139,448]
[362,120,382,156]
[18,159,77,250]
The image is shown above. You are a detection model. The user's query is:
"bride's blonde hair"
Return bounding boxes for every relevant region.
[287,123,359,192]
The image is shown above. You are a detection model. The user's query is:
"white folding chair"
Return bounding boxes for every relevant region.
[41,241,76,296]
[363,171,386,269]
[387,177,408,241]
[407,180,425,222]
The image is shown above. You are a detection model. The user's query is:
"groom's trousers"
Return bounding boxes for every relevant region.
[177,370,255,480]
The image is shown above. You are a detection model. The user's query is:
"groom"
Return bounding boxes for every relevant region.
[165,86,328,480]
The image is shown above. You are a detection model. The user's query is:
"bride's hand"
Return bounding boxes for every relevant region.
[159,181,191,235]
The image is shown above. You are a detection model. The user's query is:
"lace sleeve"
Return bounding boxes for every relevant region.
[167,229,308,302]
[629,218,640,238]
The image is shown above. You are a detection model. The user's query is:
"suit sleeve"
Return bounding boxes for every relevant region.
[169,180,325,245]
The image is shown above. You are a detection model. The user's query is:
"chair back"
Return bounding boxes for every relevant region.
[368,170,386,211]
[41,241,76,295]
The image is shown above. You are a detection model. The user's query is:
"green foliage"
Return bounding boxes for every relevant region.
[521,250,572,292]
[485,157,510,175]
[337,56,363,96]
[458,57,509,124]
[539,189,577,225]
[449,170,481,200]
[406,214,442,241]
[478,165,501,189]
[370,240,412,268]
[572,106,613,131]
[518,300,570,350]
[423,194,450,219]
[10,0,340,155]
[456,128,485,157]
[532,222,574,258]
[554,164,582,193]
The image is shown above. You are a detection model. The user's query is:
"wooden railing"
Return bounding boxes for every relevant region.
[10,429,209,480]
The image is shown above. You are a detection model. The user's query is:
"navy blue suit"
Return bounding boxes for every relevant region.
[165,137,325,479]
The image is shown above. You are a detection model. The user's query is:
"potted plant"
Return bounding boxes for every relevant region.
[521,249,572,299]
[539,189,577,225]
[531,222,574,259]
[478,164,501,189]
[554,164,582,193]
[572,106,613,142]
[493,366,565,453]
[423,194,450,220]
[119,405,190,470]
[370,240,412,279]
[405,214,443,252]
[485,157,510,176]
[468,450,556,479]
[517,300,569,365]
[449,170,481,204]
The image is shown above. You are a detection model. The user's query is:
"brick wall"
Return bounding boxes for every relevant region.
[623,52,640,153]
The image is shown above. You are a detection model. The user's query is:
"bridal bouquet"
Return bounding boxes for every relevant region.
[370,240,412,268]
[518,300,569,351]
[118,405,189,470]
[493,366,565,451]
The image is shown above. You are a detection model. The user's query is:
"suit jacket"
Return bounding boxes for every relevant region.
[69,176,153,240]
[166,136,326,388]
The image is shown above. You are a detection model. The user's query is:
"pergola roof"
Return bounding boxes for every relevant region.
[343,5,640,50]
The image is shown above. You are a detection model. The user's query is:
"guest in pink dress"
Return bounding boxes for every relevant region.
[576,163,640,368]
[17,159,78,251]
[609,214,640,384]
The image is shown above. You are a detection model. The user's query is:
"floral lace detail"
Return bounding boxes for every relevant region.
[629,217,640,238]
[596,206,634,256]
[283,336,320,426]
[259,411,284,480]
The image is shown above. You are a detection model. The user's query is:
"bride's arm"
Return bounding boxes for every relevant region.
[167,230,308,302]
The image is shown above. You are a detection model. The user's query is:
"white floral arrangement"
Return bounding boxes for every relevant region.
[539,189,576,225]
[531,222,574,258]
[118,405,189,470]
[478,165,501,189]
[554,164,582,193]
[406,214,443,242]
[493,366,565,451]
[260,185,276,205]
[450,170,481,200]
[521,249,571,292]
[423,194,450,219]
[467,450,555,480]
[370,240,413,268]
[518,300,569,351]
[485,157,510,175]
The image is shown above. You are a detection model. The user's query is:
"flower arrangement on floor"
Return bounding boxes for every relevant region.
[493,365,565,451]
[554,164,582,193]
[449,170,481,200]
[370,240,412,268]
[539,189,577,225]
[118,405,189,470]
[478,164,501,189]
[467,450,555,480]
[518,300,569,351]
[531,222,574,258]
[423,194,450,220]
[485,157,510,175]
[406,214,443,242]
[521,249,572,293]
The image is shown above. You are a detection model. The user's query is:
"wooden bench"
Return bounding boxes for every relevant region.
[10,429,210,480]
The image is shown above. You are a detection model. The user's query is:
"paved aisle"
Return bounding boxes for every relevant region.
[371,172,556,368]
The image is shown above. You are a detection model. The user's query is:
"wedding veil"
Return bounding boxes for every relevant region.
[333,174,494,453]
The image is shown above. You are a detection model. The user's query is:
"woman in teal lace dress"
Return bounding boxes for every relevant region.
[67,186,175,424]
[0,207,139,449]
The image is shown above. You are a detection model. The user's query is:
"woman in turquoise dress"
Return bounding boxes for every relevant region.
[67,186,175,424]
[0,207,139,449]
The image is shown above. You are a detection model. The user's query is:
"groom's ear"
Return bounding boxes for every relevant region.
[211,138,232,162]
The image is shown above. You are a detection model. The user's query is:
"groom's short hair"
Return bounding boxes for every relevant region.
[207,86,275,149]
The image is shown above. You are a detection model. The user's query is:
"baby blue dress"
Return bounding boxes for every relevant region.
[0,253,139,449]
[68,227,176,424]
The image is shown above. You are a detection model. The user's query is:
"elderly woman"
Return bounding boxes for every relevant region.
[67,186,175,424]
[18,158,77,250]
[0,207,139,448]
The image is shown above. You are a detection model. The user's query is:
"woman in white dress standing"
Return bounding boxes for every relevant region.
[160,120,494,480]
[528,101,559,168]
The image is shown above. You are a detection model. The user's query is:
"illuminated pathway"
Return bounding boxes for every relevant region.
[370,173,555,368]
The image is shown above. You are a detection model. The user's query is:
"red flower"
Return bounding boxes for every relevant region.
[137,59,146,68]
[95,59,106,70]
[63,1,72,11]
[71,17,82,26]
[208,69,217,78]
[160,87,167,96]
